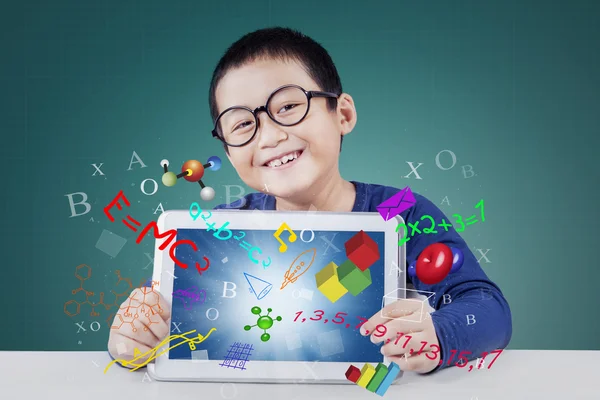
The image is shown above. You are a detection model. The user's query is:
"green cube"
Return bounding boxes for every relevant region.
[366,363,389,392]
[338,259,372,296]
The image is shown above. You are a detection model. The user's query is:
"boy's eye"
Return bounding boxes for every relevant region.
[277,103,299,114]
[231,120,254,133]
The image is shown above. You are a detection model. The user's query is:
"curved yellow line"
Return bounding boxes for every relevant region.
[104,331,196,374]
[129,328,216,372]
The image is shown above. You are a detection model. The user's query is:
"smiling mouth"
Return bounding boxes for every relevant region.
[264,150,303,168]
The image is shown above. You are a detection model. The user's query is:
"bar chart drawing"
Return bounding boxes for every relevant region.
[345,361,401,396]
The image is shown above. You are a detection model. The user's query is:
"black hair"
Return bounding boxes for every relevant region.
[208,27,344,153]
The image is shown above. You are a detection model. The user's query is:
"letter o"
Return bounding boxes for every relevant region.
[140,178,158,196]
[300,229,315,243]
[206,308,219,321]
[90,321,101,332]
[435,150,457,171]
[220,383,238,399]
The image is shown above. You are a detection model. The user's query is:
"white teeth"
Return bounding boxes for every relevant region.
[267,151,300,168]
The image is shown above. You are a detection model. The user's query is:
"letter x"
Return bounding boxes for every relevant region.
[407,221,421,236]
[92,163,105,176]
[476,249,491,263]
[172,322,182,333]
[320,233,341,255]
[300,361,319,381]
[143,253,153,270]
[75,322,86,333]
[404,161,424,180]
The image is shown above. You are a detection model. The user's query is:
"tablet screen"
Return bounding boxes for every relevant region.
[167,227,386,363]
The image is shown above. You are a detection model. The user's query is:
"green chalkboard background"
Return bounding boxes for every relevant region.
[1,0,598,351]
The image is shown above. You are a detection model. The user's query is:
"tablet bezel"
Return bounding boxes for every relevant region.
[151,209,406,383]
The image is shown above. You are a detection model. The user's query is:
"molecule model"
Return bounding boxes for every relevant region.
[408,243,464,285]
[243,306,282,342]
[64,265,133,319]
[160,156,221,201]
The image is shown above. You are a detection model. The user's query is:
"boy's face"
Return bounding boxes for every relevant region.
[214,58,355,199]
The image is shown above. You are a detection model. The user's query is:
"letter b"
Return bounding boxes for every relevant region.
[443,294,452,304]
[213,222,233,241]
[222,281,237,298]
[461,165,476,179]
[466,314,476,325]
[65,192,91,218]
[223,185,246,206]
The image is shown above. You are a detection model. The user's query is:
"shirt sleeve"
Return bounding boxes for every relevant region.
[402,194,512,372]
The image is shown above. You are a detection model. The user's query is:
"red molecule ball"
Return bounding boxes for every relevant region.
[181,159,205,182]
[415,243,453,285]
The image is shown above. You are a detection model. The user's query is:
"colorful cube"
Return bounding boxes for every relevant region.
[375,362,401,396]
[338,259,372,296]
[344,230,380,271]
[366,363,388,392]
[315,261,348,303]
[356,363,376,388]
[345,365,361,383]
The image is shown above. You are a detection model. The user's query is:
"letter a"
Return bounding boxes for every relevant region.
[153,202,164,214]
[142,372,152,382]
[441,196,450,206]
[127,151,147,170]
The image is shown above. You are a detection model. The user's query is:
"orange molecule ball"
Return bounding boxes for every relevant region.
[181,159,205,182]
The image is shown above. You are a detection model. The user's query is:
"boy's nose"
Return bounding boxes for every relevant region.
[256,113,288,148]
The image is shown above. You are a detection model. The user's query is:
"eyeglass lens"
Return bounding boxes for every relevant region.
[216,86,308,146]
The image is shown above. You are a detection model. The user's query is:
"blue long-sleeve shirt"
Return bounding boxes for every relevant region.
[214,181,512,371]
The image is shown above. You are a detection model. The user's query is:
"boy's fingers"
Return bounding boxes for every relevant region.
[389,352,436,374]
[370,325,424,345]
[112,299,162,349]
[360,299,424,336]
[379,332,428,357]
[155,290,171,322]
[109,335,153,366]
[128,287,171,322]
[112,316,158,350]
[144,315,170,344]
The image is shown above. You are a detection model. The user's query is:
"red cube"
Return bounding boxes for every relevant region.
[344,230,380,271]
[345,365,361,383]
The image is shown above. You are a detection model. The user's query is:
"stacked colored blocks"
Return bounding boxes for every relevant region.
[366,363,388,392]
[315,261,348,303]
[345,362,401,397]
[356,363,376,387]
[316,230,380,303]
[338,259,372,296]
[345,365,361,382]
[345,230,380,271]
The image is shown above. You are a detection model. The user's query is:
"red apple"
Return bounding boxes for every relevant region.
[415,243,453,285]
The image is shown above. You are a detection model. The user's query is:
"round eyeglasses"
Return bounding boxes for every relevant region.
[212,84,339,147]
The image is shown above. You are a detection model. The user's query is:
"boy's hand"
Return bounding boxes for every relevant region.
[107,288,171,368]
[361,299,440,373]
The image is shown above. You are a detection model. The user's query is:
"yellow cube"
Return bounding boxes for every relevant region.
[315,261,348,303]
[356,363,376,388]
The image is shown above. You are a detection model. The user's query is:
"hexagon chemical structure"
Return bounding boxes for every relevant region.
[64,264,133,320]
[110,284,164,332]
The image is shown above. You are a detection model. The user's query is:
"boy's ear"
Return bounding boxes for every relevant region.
[337,93,357,136]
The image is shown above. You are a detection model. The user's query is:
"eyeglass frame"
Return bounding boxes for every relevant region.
[211,84,340,147]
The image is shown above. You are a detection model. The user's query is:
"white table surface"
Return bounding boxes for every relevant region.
[0,350,597,400]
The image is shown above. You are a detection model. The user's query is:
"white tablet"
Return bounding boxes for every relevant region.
[148,209,406,383]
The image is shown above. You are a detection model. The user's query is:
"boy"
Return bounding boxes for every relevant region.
[108,27,512,374]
